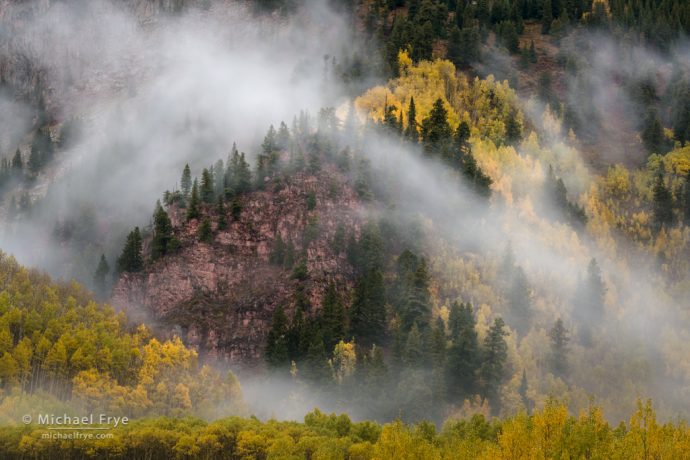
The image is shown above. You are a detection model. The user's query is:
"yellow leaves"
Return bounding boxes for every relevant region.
[498,413,535,460]
[331,340,356,384]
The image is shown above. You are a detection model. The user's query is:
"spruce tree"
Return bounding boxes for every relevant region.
[462,151,493,198]
[405,97,419,142]
[151,200,173,260]
[480,317,508,413]
[542,0,553,34]
[117,227,143,273]
[200,168,215,203]
[683,171,690,226]
[198,217,213,243]
[217,197,227,230]
[350,223,386,347]
[421,98,453,156]
[266,305,290,369]
[652,172,674,230]
[11,150,22,178]
[446,302,480,401]
[321,284,346,352]
[187,178,200,221]
[549,318,569,378]
[507,266,532,336]
[519,369,532,413]
[181,164,192,198]
[401,258,432,332]
[93,254,110,298]
[302,334,331,384]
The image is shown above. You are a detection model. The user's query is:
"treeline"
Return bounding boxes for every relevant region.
[0,252,244,420]
[368,0,690,75]
[2,400,689,459]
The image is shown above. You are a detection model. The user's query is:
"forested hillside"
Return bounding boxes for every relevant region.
[1,0,690,457]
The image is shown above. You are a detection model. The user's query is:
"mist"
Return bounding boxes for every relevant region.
[1,0,689,425]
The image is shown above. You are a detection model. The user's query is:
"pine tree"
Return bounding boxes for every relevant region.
[683,171,690,226]
[405,97,418,142]
[181,164,192,198]
[518,369,532,413]
[446,302,480,401]
[200,168,215,203]
[642,108,666,155]
[217,197,227,231]
[507,266,532,336]
[574,258,606,344]
[462,151,493,198]
[350,223,386,347]
[117,227,143,273]
[11,150,23,178]
[421,98,453,156]
[198,217,213,243]
[321,284,346,352]
[151,200,173,260]
[302,334,331,384]
[542,0,553,34]
[652,172,674,230]
[93,254,110,298]
[480,317,508,413]
[401,258,432,332]
[549,318,569,378]
[187,179,200,221]
[266,305,290,369]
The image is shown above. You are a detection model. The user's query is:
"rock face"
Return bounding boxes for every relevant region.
[112,164,363,368]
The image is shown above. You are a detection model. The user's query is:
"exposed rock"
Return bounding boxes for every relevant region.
[112,164,363,368]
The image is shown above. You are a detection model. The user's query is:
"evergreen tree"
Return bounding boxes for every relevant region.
[505,112,522,143]
[151,200,173,260]
[403,322,424,366]
[266,305,290,369]
[93,254,110,298]
[11,150,22,178]
[652,172,675,230]
[549,318,569,378]
[421,98,453,156]
[446,302,480,401]
[574,258,606,343]
[542,0,553,33]
[683,172,690,226]
[117,227,143,273]
[181,164,192,198]
[350,223,386,347]
[461,151,493,198]
[405,97,419,142]
[321,284,346,352]
[217,197,227,231]
[200,168,215,203]
[507,266,532,336]
[401,258,432,332]
[480,317,508,413]
[187,179,200,221]
[302,334,331,384]
[519,369,531,413]
[454,121,471,154]
[641,108,666,155]
[198,217,213,243]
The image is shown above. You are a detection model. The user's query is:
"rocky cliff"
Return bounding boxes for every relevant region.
[112,163,364,368]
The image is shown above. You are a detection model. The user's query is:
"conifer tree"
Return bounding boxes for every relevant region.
[518,369,532,413]
[200,168,215,203]
[198,217,213,243]
[181,164,192,198]
[321,284,346,352]
[461,151,493,198]
[683,171,690,226]
[117,227,143,273]
[446,302,480,401]
[187,179,200,221]
[11,150,22,178]
[401,258,432,332]
[480,317,508,413]
[302,334,331,384]
[93,254,110,298]
[507,266,532,336]
[421,98,453,156]
[266,305,290,369]
[350,223,386,347]
[652,172,674,230]
[549,318,569,378]
[151,200,173,260]
[217,197,227,231]
[542,0,553,33]
[405,97,419,142]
